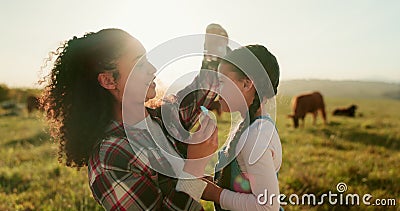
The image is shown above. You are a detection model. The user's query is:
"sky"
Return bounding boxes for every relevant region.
[1,0,399,88]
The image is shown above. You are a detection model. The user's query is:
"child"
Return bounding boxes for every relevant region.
[202,45,282,211]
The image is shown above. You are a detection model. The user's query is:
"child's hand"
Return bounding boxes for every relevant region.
[201,178,223,204]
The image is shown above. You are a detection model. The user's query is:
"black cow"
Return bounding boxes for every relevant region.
[333,105,358,117]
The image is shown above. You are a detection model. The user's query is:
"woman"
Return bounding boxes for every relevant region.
[201,45,282,211]
[41,28,221,210]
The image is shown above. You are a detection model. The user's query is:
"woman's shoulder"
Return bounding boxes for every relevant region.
[99,122,148,160]
[98,133,159,173]
[95,135,133,171]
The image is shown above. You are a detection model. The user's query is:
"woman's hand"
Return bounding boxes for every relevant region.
[187,114,218,158]
[183,114,218,177]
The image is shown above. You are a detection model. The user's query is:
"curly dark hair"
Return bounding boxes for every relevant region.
[40,28,134,168]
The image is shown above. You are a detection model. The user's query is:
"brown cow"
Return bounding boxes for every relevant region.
[333,104,357,117]
[27,95,40,114]
[288,92,327,128]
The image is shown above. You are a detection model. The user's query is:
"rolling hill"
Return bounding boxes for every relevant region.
[278,79,400,99]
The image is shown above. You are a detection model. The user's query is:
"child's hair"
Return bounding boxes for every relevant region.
[40,29,133,168]
[217,44,280,188]
[222,44,279,122]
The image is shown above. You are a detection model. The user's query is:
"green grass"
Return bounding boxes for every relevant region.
[1,96,399,210]
[0,114,102,211]
[272,96,400,210]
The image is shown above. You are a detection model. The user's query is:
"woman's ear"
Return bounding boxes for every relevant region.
[241,78,254,92]
[98,72,117,90]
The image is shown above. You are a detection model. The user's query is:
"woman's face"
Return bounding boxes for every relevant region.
[114,38,157,104]
[218,62,253,113]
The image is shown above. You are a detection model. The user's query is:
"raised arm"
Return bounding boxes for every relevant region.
[176,66,219,131]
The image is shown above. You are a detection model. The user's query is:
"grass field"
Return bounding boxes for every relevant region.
[0,95,399,210]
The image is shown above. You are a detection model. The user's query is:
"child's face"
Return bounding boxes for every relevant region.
[217,62,255,114]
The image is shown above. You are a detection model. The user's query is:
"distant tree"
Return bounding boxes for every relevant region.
[0,84,10,102]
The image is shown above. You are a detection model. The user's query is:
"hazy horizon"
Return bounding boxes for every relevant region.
[2,77,399,89]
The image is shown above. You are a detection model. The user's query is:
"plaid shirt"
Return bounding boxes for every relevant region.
[88,68,218,211]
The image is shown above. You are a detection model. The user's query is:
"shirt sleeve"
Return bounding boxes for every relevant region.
[176,171,208,201]
[219,122,281,211]
[176,66,219,131]
[94,138,204,211]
